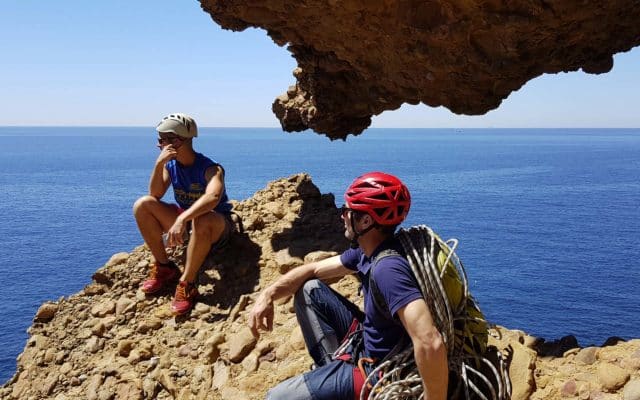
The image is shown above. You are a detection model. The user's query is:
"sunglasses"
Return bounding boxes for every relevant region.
[340,204,356,216]
[157,134,183,145]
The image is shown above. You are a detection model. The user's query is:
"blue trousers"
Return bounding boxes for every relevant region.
[266,279,364,400]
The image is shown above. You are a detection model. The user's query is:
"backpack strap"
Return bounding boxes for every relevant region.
[368,248,411,361]
[368,249,400,317]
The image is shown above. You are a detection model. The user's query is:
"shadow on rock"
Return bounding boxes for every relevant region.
[271,177,348,258]
[196,230,261,310]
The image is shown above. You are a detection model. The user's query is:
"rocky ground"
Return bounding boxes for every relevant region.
[2,174,639,399]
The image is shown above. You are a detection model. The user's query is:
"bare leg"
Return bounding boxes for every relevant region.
[180,212,227,283]
[132,195,178,265]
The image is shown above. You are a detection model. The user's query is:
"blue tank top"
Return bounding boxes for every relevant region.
[165,152,232,214]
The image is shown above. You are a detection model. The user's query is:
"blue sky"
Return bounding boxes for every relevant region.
[1,0,638,128]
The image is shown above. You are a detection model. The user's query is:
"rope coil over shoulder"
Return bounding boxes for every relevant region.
[362,225,511,400]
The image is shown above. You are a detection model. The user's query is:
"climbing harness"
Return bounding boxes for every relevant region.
[361,225,511,400]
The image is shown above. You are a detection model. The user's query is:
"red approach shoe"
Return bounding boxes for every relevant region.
[171,281,198,315]
[141,262,179,294]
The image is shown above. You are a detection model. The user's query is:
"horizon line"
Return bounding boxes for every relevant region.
[1,125,639,130]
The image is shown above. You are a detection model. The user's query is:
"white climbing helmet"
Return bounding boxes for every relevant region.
[155,113,198,138]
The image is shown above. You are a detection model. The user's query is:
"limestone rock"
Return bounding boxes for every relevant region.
[6,174,640,400]
[228,327,258,363]
[597,363,630,392]
[575,347,599,365]
[274,249,304,274]
[106,252,129,267]
[624,380,640,400]
[507,342,536,400]
[34,302,59,322]
[91,300,116,317]
[201,1,640,139]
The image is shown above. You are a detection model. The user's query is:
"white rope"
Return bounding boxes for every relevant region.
[363,226,510,400]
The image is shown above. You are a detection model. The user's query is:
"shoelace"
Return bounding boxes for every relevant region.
[175,283,194,301]
[148,264,159,279]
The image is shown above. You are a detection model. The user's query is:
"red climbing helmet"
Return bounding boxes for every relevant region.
[344,172,411,226]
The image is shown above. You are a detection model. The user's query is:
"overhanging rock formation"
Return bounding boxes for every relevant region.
[200,1,640,140]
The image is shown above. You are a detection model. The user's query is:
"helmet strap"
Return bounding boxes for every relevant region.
[349,217,376,248]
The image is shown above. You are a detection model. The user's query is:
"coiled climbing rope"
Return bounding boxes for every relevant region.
[361,225,511,400]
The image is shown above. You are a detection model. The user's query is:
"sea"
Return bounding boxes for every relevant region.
[1,127,639,383]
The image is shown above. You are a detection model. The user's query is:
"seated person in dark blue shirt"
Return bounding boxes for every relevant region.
[133,113,233,316]
[248,172,448,400]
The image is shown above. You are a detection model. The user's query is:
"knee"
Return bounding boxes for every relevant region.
[294,279,323,309]
[132,195,157,216]
[192,213,226,239]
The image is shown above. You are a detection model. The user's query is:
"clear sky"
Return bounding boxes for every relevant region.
[1,0,638,128]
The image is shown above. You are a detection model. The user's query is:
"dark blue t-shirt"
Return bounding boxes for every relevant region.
[165,152,232,213]
[340,239,423,360]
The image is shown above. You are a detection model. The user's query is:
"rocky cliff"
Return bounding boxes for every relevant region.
[2,175,639,399]
[199,0,640,139]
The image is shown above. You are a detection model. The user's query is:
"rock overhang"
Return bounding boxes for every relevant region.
[200,0,640,140]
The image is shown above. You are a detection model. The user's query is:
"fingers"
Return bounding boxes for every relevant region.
[248,305,274,338]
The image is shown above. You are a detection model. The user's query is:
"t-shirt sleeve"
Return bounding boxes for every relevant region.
[373,257,424,318]
[340,248,362,271]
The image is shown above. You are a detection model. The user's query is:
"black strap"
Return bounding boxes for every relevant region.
[368,248,411,361]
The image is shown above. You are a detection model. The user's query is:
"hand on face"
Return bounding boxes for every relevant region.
[156,144,178,164]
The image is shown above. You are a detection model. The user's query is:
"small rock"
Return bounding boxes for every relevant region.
[92,270,112,285]
[597,363,630,392]
[561,380,577,397]
[34,302,59,322]
[135,290,146,301]
[106,252,129,267]
[303,251,337,263]
[624,380,640,400]
[60,362,73,375]
[86,375,104,400]
[118,340,135,357]
[212,361,229,389]
[91,322,107,337]
[193,303,210,316]
[86,336,102,353]
[42,372,59,396]
[178,345,191,357]
[84,283,107,296]
[137,318,163,334]
[142,377,158,398]
[90,300,116,317]
[155,370,177,397]
[289,326,306,351]
[575,347,599,365]
[274,249,304,274]
[242,352,259,373]
[116,297,135,315]
[228,327,257,363]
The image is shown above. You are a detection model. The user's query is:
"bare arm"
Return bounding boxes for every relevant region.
[397,299,448,400]
[148,146,174,198]
[248,255,352,337]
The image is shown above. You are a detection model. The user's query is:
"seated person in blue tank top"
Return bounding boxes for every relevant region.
[133,113,233,316]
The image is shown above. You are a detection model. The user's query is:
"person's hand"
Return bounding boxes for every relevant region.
[248,294,274,338]
[166,217,186,247]
[156,144,177,165]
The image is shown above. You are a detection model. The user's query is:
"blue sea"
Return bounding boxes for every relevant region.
[1,127,639,383]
